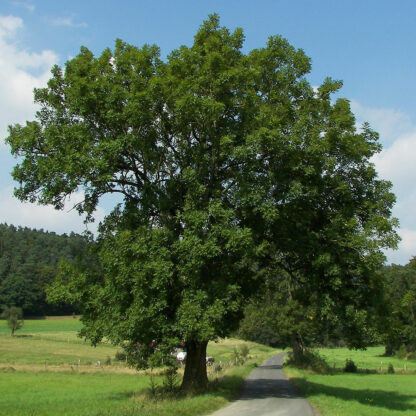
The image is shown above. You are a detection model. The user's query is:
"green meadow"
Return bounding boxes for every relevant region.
[318,346,416,372]
[285,347,416,416]
[3,318,416,416]
[0,317,278,416]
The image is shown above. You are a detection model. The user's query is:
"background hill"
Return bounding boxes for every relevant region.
[0,223,87,315]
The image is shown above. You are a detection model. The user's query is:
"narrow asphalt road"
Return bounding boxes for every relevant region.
[210,353,316,416]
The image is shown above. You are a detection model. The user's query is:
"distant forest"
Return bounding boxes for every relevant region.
[0,223,87,316]
[1,220,415,356]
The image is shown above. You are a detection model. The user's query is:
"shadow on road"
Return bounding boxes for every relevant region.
[239,377,302,400]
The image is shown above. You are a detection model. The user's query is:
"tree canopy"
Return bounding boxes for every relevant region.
[381,259,416,356]
[6,15,398,390]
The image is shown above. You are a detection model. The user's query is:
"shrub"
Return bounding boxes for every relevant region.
[232,346,242,365]
[105,356,112,365]
[240,345,250,360]
[388,363,395,374]
[1,307,24,336]
[148,374,158,398]
[214,363,223,373]
[115,350,127,361]
[396,345,415,360]
[162,366,179,393]
[344,358,357,373]
[286,350,330,374]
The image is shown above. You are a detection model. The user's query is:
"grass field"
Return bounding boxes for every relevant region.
[0,316,83,335]
[318,346,416,372]
[285,347,416,416]
[0,317,118,366]
[0,317,279,416]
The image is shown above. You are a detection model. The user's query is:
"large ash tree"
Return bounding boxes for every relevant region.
[6,15,397,390]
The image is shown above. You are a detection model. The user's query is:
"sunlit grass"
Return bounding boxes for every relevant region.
[0,316,83,335]
[0,317,279,415]
[317,346,416,372]
[285,347,416,416]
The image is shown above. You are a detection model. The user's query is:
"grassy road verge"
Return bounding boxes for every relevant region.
[285,347,416,416]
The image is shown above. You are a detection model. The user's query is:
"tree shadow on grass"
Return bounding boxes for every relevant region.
[206,374,247,401]
[107,391,137,401]
[291,377,416,412]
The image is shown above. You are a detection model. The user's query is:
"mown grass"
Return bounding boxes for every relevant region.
[285,347,416,416]
[0,316,83,335]
[317,346,416,372]
[0,317,279,416]
[0,317,118,365]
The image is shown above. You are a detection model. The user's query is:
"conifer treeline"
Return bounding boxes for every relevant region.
[0,223,87,316]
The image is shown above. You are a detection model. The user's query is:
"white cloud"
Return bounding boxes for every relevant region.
[0,14,22,34]
[351,99,415,146]
[351,101,416,265]
[372,131,416,195]
[384,228,416,266]
[12,2,35,12]
[0,14,58,145]
[0,15,107,236]
[0,186,105,235]
[50,16,87,28]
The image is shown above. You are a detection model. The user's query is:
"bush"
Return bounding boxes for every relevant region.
[105,356,112,365]
[232,347,242,365]
[214,363,223,373]
[344,359,357,373]
[114,350,127,361]
[286,350,330,374]
[1,307,24,336]
[240,345,250,360]
[162,366,179,393]
[396,345,415,360]
[388,363,395,374]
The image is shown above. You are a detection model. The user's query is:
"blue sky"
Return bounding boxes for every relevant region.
[0,1,415,264]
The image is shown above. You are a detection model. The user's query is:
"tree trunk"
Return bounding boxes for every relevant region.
[384,344,394,356]
[181,340,208,392]
[291,334,305,362]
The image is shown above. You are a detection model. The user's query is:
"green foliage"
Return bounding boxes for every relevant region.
[396,344,414,360]
[1,306,24,336]
[231,347,243,365]
[114,350,127,361]
[239,344,249,360]
[162,366,179,393]
[388,363,395,374]
[214,363,223,373]
[286,349,331,374]
[380,259,416,355]
[6,14,398,389]
[238,289,323,351]
[0,223,88,316]
[344,358,358,373]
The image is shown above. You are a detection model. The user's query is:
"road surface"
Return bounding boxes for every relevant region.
[210,353,316,416]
